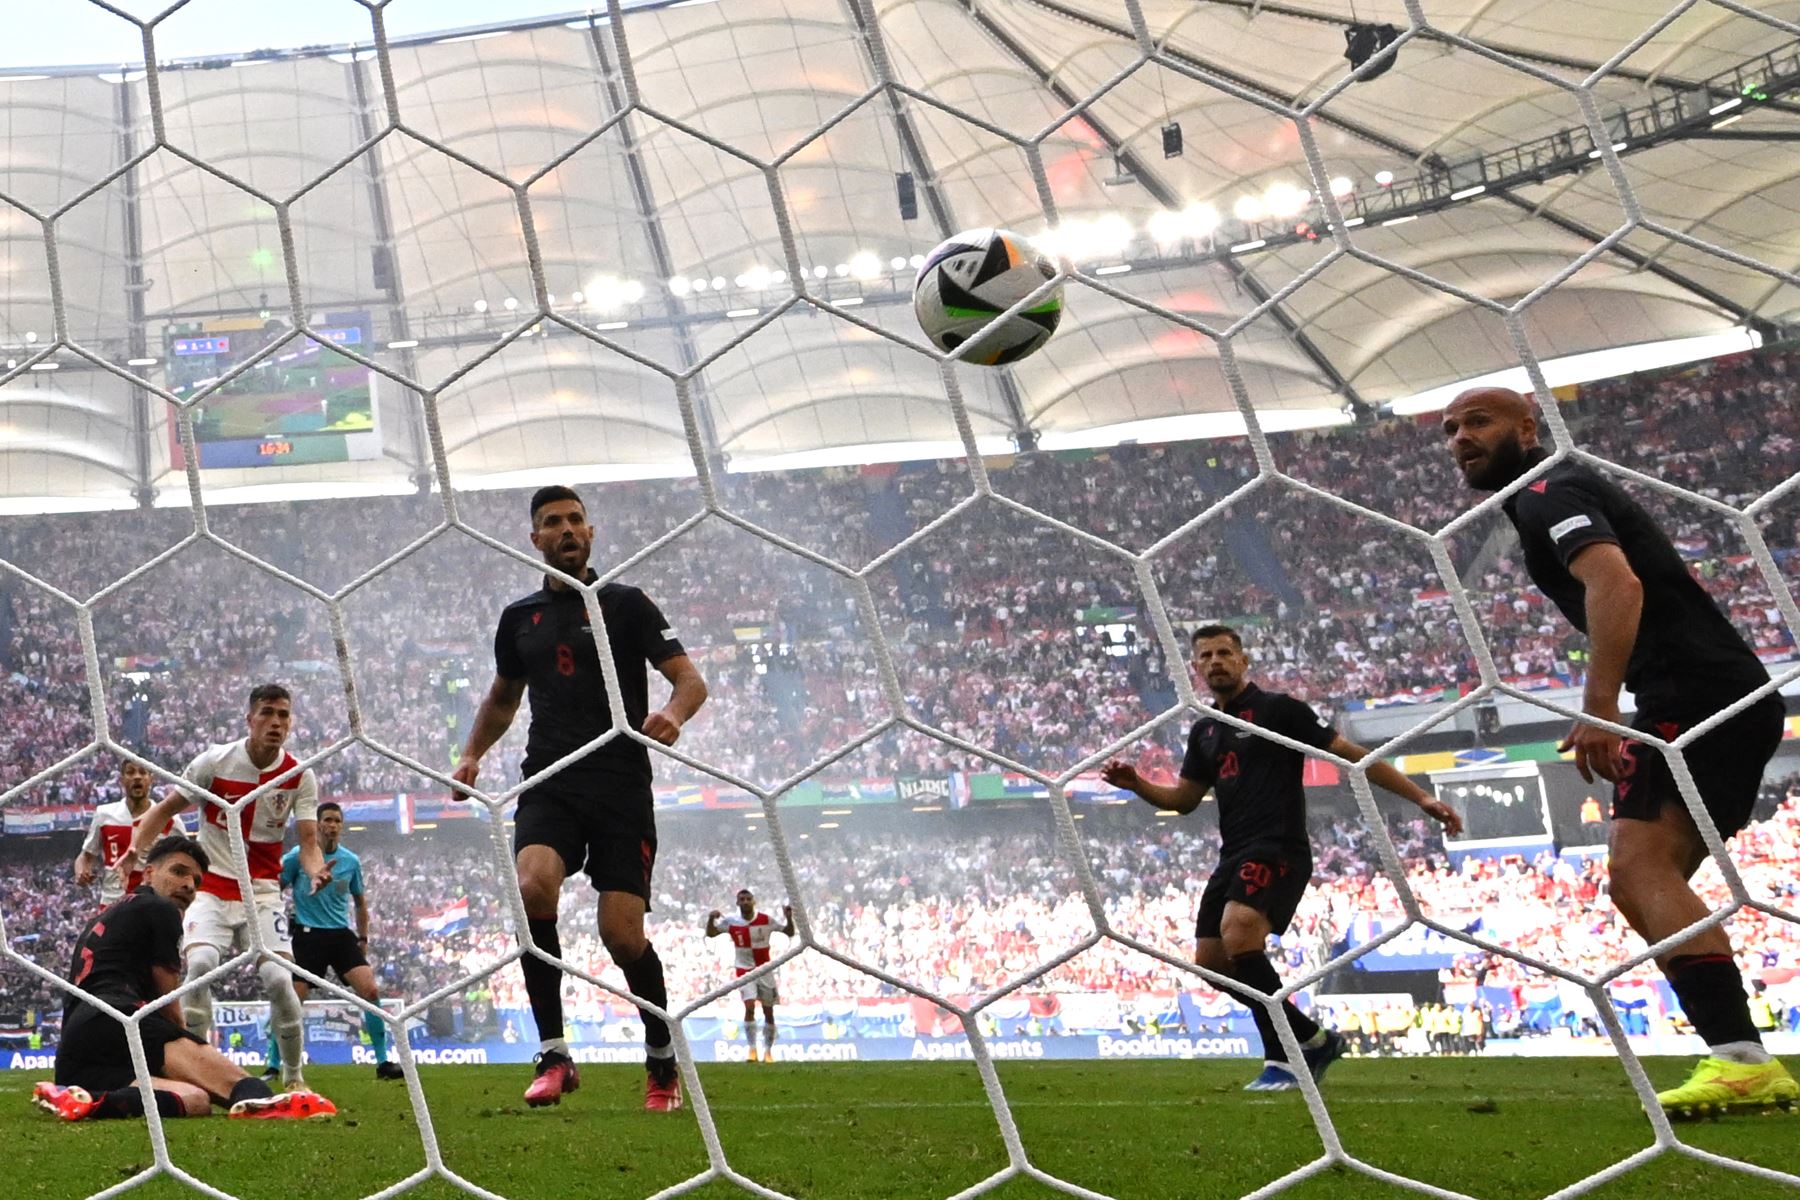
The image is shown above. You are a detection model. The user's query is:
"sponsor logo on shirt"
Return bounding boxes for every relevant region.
[1549,514,1592,541]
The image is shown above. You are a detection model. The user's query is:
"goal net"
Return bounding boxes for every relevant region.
[1,0,1797,1198]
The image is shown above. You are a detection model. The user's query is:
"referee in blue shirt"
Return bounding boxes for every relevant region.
[269,802,403,1081]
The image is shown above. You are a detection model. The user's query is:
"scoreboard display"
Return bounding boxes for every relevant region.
[165,311,381,469]
[1433,763,1553,850]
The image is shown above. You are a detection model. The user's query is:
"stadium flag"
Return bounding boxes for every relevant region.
[417,896,469,936]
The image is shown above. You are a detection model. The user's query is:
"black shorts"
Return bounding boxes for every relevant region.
[1195,847,1311,941]
[1613,695,1784,837]
[514,783,657,903]
[293,926,368,982]
[55,1003,201,1093]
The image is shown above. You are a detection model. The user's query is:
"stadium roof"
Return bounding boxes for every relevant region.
[0,0,1795,508]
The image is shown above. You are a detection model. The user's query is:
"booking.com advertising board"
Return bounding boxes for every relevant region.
[0,997,1262,1072]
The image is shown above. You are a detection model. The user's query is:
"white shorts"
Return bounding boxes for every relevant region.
[183,890,291,956]
[735,969,778,1005]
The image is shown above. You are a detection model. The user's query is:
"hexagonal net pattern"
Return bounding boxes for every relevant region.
[1,0,1798,1198]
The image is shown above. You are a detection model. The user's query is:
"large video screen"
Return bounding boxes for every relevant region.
[165,311,381,469]
[1435,763,1552,845]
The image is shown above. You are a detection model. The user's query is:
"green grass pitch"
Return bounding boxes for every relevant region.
[8,1058,1796,1199]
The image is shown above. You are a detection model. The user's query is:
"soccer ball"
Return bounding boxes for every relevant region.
[911,228,1063,365]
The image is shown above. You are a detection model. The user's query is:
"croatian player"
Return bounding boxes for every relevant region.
[35,834,334,1122]
[452,485,708,1111]
[705,891,794,1062]
[265,802,404,1081]
[74,760,175,906]
[1444,387,1799,1117]
[118,683,330,1094]
[1103,625,1462,1090]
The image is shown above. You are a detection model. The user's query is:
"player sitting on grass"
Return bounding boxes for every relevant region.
[34,835,335,1122]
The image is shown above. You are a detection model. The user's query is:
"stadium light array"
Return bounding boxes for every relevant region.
[1263,181,1310,218]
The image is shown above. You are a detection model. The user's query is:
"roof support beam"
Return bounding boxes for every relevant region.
[1022,0,1780,339]
[960,0,1368,412]
[1044,0,1783,99]
[842,0,1039,448]
[114,83,155,508]
[585,15,727,470]
[348,59,435,493]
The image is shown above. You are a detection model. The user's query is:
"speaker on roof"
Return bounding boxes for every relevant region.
[1161,121,1183,159]
[1344,23,1402,81]
[897,172,918,221]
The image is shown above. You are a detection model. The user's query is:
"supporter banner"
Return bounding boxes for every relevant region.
[1342,914,1484,971]
[416,897,470,935]
[6,722,1789,835]
[1,809,66,834]
[895,775,964,809]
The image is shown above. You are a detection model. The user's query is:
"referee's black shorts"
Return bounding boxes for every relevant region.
[1195,844,1312,941]
[293,926,368,982]
[514,779,658,904]
[55,1003,201,1093]
[1613,694,1784,838]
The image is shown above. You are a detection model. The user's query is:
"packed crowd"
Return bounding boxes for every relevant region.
[1,346,1794,813]
[5,775,1795,1044]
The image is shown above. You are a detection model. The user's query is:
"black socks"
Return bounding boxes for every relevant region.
[620,942,675,1082]
[95,1088,188,1119]
[1227,952,1321,1061]
[1667,953,1761,1048]
[228,1077,273,1105]
[522,916,567,1043]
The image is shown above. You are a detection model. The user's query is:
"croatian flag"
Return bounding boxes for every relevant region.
[417,896,470,936]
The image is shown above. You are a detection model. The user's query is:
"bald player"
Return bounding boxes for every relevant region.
[1442,387,1797,1119]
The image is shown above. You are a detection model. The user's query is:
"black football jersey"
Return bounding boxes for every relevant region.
[494,575,685,786]
[1502,447,1766,712]
[1180,683,1336,856]
[65,887,184,1019]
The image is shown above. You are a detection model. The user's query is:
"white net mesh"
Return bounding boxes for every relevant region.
[2,0,1798,1196]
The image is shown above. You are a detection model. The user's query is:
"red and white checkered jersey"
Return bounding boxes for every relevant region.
[81,801,174,906]
[182,739,319,900]
[724,912,775,970]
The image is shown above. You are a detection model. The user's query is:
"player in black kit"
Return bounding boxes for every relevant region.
[36,835,334,1122]
[453,485,708,1112]
[1104,625,1461,1091]
[1444,387,1797,1117]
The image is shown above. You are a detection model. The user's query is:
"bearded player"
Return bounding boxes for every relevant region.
[1104,624,1462,1091]
[35,834,333,1122]
[706,890,794,1062]
[119,683,330,1094]
[453,485,708,1111]
[75,760,177,907]
[1443,387,1797,1118]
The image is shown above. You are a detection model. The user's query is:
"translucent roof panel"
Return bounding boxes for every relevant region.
[0,0,1792,504]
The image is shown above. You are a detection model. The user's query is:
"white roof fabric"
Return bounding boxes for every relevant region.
[0,0,1794,505]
